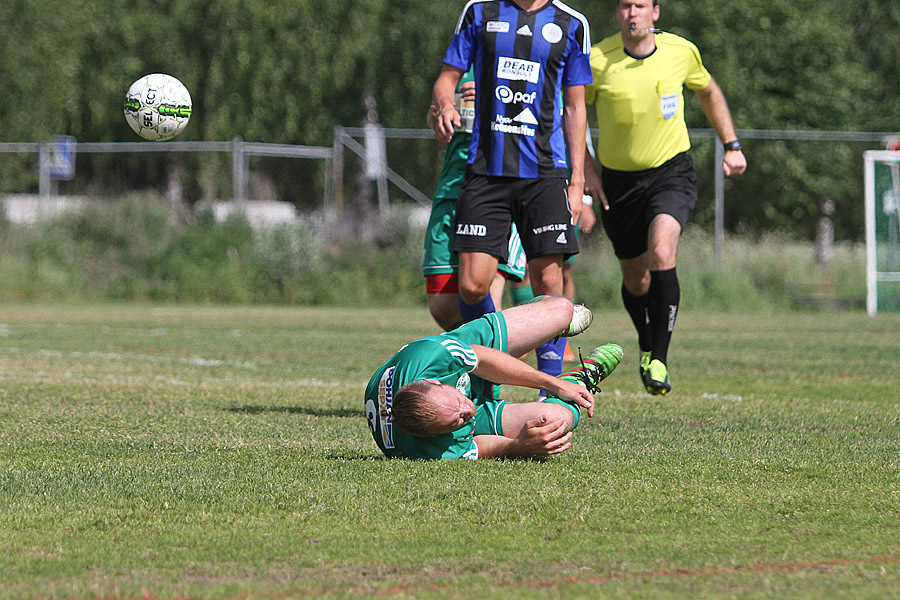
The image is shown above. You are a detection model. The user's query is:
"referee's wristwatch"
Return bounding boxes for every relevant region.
[723,139,742,152]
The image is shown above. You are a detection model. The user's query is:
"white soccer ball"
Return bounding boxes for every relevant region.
[123,74,192,141]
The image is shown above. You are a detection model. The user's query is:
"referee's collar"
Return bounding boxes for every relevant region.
[624,45,657,60]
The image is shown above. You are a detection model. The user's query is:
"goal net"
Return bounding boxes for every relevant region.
[864,147,900,315]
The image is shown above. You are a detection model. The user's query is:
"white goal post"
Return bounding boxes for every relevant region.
[864,149,900,316]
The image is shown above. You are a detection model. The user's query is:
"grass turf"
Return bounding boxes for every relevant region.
[1,303,898,599]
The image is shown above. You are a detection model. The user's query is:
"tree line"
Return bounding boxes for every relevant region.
[1,0,898,240]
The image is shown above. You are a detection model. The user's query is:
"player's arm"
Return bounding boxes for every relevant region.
[583,148,608,211]
[474,415,574,458]
[427,80,475,131]
[470,345,594,416]
[563,84,587,224]
[694,77,747,177]
[432,65,465,143]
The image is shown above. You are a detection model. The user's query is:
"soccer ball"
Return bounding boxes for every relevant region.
[123,74,192,141]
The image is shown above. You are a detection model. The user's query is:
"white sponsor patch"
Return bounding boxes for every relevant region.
[486,21,509,33]
[456,372,470,394]
[497,57,540,83]
[456,223,488,236]
[376,366,395,448]
[542,23,563,44]
[491,117,535,137]
[496,85,537,105]
[514,108,538,125]
[532,223,568,235]
[660,92,678,119]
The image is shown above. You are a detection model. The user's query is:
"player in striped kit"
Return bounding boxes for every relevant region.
[432,0,593,381]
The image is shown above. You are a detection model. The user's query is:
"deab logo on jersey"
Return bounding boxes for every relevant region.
[497,57,540,84]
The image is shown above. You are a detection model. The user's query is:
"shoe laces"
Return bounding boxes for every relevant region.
[575,347,603,394]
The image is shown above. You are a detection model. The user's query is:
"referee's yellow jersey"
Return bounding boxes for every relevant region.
[585,32,711,172]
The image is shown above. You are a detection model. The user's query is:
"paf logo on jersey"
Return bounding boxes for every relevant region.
[495,85,537,106]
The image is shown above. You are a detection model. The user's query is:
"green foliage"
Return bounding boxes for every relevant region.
[1,0,899,233]
[0,198,869,310]
[0,196,428,306]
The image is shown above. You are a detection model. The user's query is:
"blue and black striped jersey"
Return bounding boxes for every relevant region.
[443,0,592,178]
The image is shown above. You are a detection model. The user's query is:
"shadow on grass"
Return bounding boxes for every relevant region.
[223,405,358,418]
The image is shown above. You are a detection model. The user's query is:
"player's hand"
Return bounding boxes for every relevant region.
[546,379,594,418]
[459,80,475,103]
[584,169,610,211]
[426,103,439,131]
[723,149,747,177]
[514,415,574,456]
[434,105,461,143]
[567,180,584,225]
[579,203,596,233]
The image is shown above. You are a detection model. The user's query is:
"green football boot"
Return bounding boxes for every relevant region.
[563,343,623,393]
[639,351,652,380]
[643,358,671,395]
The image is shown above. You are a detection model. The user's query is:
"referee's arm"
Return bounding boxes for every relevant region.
[694,78,747,177]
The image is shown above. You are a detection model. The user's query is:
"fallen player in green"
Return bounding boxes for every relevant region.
[365,296,622,460]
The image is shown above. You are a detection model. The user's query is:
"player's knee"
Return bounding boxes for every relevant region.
[537,295,574,325]
[622,271,650,295]
[458,278,492,304]
[541,401,578,431]
[649,247,677,271]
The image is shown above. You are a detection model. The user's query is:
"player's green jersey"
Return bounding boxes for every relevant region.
[364,313,507,460]
[434,70,475,200]
[585,33,711,171]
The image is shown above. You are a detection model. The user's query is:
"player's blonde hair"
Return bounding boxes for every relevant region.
[390,379,444,437]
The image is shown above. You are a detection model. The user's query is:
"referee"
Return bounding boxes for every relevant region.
[584,0,747,394]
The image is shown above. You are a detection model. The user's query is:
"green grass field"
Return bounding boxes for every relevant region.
[1,303,899,599]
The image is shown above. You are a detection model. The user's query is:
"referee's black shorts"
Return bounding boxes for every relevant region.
[599,152,698,260]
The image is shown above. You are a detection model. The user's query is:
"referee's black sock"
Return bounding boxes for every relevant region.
[621,284,651,353]
[647,267,679,365]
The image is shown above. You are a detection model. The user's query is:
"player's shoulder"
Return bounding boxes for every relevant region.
[547,0,589,23]
[454,0,494,28]
[458,0,496,15]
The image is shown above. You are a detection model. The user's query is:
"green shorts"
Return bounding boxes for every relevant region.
[424,196,527,282]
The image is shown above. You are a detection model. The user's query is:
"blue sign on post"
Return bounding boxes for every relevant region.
[47,136,76,180]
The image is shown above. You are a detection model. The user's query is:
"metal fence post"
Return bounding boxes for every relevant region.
[332,126,344,210]
[38,143,50,218]
[714,142,725,269]
[232,135,245,208]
